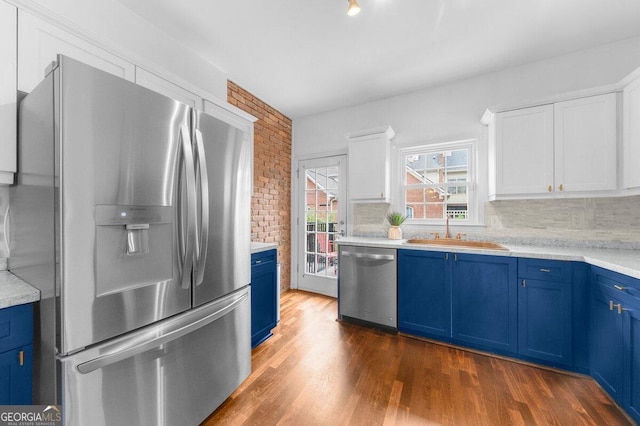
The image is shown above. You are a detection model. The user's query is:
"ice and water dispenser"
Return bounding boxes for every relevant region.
[95,205,174,296]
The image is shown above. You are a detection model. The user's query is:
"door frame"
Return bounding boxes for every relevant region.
[291,152,348,297]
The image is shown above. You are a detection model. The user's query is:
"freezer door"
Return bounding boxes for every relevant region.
[56,56,194,354]
[192,110,252,306]
[60,287,251,426]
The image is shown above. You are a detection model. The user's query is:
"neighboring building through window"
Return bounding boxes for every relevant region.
[402,141,474,222]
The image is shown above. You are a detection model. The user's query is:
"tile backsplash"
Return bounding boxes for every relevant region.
[0,187,8,259]
[484,196,640,243]
[351,196,640,247]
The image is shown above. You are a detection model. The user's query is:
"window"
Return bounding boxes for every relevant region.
[401,141,475,223]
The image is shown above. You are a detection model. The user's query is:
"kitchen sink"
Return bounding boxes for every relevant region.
[405,238,508,251]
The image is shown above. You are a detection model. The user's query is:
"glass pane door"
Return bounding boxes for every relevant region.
[297,156,346,297]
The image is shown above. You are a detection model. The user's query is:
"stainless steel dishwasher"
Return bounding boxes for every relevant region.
[338,245,397,329]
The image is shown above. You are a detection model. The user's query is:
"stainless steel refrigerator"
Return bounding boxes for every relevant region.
[9,55,253,425]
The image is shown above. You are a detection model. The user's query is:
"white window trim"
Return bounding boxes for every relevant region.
[396,139,479,226]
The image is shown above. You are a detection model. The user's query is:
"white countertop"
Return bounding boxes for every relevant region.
[251,242,278,254]
[337,237,640,280]
[0,270,40,309]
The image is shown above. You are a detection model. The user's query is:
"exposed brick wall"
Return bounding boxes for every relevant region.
[227,81,292,291]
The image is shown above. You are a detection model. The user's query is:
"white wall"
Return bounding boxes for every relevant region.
[11,0,227,100]
[294,35,640,157]
[292,35,640,227]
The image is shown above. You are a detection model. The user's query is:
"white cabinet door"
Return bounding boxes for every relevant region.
[623,75,640,189]
[554,93,617,193]
[0,1,17,184]
[18,11,135,92]
[494,105,554,196]
[136,67,202,109]
[346,127,394,202]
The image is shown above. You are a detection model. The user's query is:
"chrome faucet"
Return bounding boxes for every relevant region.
[445,215,451,239]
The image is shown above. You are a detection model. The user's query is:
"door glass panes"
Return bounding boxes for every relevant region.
[404,148,470,221]
[305,166,339,278]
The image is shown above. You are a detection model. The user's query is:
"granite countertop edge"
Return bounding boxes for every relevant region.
[336,237,640,280]
[0,271,40,310]
[251,242,278,254]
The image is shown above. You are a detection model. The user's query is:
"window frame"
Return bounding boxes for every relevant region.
[398,139,477,225]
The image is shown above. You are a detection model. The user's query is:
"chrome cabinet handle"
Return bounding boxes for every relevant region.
[193,127,210,287]
[539,268,551,273]
[614,284,627,292]
[616,303,631,315]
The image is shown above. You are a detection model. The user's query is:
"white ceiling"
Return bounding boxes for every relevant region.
[114,0,640,119]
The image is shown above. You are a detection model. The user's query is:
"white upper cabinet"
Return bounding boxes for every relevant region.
[623,71,640,190]
[346,126,395,202]
[493,105,554,197]
[0,1,17,185]
[486,93,617,199]
[18,11,135,93]
[554,94,617,193]
[135,67,202,109]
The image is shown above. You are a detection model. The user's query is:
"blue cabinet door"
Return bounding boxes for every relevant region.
[518,278,572,366]
[452,254,517,353]
[590,289,624,404]
[251,250,278,348]
[0,304,33,405]
[398,250,450,339]
[624,302,640,423]
[0,345,33,405]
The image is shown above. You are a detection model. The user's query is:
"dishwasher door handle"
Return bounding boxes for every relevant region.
[341,251,395,261]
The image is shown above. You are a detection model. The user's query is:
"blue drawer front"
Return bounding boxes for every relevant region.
[592,266,640,307]
[252,249,277,267]
[518,258,572,282]
[0,304,33,354]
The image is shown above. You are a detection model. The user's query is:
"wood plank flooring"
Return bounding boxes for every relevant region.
[203,290,633,426]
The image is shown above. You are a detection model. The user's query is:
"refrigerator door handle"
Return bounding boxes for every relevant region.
[76,290,249,374]
[179,124,197,290]
[193,128,210,287]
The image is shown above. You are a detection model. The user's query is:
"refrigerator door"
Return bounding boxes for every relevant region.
[192,110,252,306]
[56,56,194,354]
[60,287,251,426]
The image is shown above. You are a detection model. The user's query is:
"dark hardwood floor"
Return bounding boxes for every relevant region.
[203,290,633,426]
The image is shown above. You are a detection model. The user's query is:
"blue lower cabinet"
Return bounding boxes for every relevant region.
[251,249,278,348]
[518,278,572,365]
[591,266,640,424]
[398,250,450,339]
[452,254,518,354]
[395,249,640,423]
[517,258,576,368]
[0,304,33,405]
[0,345,33,405]
[626,307,640,421]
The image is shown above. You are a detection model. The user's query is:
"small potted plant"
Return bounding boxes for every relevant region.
[386,211,406,240]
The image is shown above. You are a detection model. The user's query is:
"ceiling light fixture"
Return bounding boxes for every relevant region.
[347,0,361,16]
